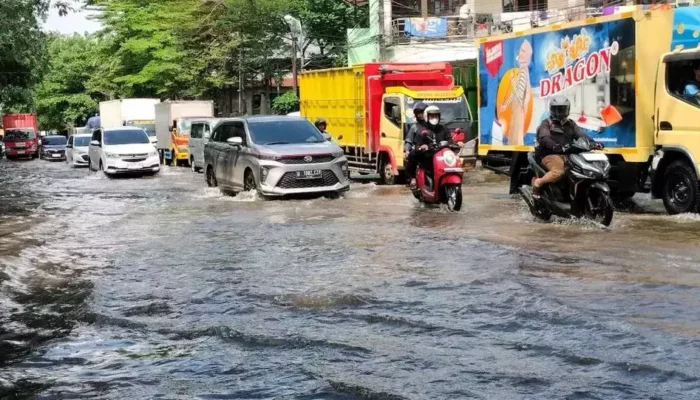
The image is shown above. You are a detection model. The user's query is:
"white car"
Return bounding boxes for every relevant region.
[66,133,92,167]
[89,126,160,176]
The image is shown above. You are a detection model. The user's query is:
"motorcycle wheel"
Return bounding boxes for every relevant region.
[445,185,462,212]
[585,188,614,227]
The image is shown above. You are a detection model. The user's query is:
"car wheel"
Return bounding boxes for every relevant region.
[662,160,700,215]
[244,170,258,191]
[206,166,218,187]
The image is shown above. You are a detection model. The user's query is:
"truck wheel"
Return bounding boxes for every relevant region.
[662,160,700,215]
[379,156,395,185]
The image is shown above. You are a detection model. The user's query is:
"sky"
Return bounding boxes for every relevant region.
[42,6,102,35]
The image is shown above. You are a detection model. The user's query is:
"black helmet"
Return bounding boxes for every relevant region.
[314,118,327,128]
[549,95,570,122]
[413,102,428,116]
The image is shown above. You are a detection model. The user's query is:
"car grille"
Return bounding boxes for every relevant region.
[276,170,339,189]
[279,155,334,164]
[123,157,148,162]
[47,150,65,154]
[81,154,89,161]
[121,153,149,158]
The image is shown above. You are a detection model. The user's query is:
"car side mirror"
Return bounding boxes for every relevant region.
[66,144,72,148]
[90,140,101,147]
[322,133,332,142]
[391,105,400,121]
[227,136,243,147]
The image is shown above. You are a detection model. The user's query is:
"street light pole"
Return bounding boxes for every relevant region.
[291,36,298,93]
[284,15,303,94]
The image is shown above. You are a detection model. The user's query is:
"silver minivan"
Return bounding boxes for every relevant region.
[203,116,350,197]
[188,118,219,173]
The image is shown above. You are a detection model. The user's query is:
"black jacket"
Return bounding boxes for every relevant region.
[415,124,452,148]
[404,121,429,152]
[536,118,593,158]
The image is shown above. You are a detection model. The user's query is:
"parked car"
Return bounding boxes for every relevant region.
[188,117,219,173]
[88,126,160,176]
[40,135,68,161]
[204,116,350,197]
[66,134,92,167]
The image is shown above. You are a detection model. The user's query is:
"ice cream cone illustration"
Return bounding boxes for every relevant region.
[498,40,533,146]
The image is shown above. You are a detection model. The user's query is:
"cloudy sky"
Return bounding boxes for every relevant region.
[43,6,102,34]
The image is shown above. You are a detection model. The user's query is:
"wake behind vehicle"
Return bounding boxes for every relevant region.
[519,138,614,226]
[66,134,92,167]
[204,116,350,198]
[40,135,67,161]
[89,127,160,176]
[411,139,464,211]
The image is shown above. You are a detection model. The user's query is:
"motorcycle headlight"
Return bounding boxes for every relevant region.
[442,150,457,167]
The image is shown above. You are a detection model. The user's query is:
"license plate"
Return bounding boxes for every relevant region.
[51,153,61,158]
[296,170,322,179]
[16,150,25,154]
[127,164,141,170]
[15,144,25,148]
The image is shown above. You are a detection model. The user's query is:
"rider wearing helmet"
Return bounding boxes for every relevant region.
[533,95,602,197]
[413,105,453,183]
[404,102,429,188]
[315,118,328,133]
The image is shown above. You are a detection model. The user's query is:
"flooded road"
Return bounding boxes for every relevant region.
[1,159,700,399]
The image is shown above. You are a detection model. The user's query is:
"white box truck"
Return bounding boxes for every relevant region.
[155,100,214,167]
[99,98,160,142]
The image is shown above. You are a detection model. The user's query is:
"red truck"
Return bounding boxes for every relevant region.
[3,114,39,160]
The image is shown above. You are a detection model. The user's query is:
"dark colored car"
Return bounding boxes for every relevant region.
[40,135,68,161]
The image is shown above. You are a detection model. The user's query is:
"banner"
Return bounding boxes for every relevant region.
[478,18,636,148]
[406,17,448,38]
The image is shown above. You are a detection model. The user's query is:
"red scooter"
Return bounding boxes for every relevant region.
[411,134,465,212]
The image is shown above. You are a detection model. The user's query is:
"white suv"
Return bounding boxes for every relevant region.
[89,127,160,175]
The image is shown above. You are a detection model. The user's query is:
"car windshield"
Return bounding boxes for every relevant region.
[76,127,91,135]
[5,129,36,141]
[407,96,470,125]
[74,136,91,146]
[104,129,150,145]
[42,136,67,145]
[248,119,325,145]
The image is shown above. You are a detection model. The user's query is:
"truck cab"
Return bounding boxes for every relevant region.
[378,87,472,181]
[652,47,700,213]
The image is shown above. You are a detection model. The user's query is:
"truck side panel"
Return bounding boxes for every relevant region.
[155,103,173,148]
[478,15,638,156]
[299,66,366,149]
[99,100,122,129]
[121,99,160,123]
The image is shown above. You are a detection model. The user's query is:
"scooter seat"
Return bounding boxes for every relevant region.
[527,152,547,176]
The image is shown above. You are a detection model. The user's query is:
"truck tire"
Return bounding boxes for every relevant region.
[662,160,700,215]
[379,156,395,185]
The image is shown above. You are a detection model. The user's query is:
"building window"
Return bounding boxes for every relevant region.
[503,0,547,12]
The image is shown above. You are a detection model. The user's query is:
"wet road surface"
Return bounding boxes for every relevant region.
[1,159,700,399]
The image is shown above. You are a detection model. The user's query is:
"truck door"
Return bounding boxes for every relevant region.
[379,96,405,168]
[655,54,700,176]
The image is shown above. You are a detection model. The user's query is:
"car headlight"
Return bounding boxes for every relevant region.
[332,150,343,158]
[105,152,120,159]
[442,150,457,167]
[149,150,158,157]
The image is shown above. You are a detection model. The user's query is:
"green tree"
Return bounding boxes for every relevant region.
[271,91,298,115]
[0,0,49,112]
[34,34,103,130]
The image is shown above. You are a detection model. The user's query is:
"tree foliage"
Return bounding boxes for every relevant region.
[21,0,368,129]
[271,91,299,115]
[34,35,102,130]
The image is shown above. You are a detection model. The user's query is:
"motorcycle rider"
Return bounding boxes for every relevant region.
[404,102,429,188]
[314,117,337,144]
[414,105,455,186]
[532,95,603,197]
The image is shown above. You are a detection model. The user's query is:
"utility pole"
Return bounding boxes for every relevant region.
[291,37,298,94]
[421,0,428,18]
[238,49,244,115]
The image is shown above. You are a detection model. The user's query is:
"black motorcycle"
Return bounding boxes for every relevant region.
[519,138,614,226]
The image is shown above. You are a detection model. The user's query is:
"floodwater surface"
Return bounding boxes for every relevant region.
[1,159,700,399]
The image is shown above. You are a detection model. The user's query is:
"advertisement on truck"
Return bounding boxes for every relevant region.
[479,18,636,148]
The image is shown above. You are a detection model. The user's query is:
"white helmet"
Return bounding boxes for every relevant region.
[425,105,440,125]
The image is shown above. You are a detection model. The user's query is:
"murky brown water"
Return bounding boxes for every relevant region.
[1,159,700,399]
